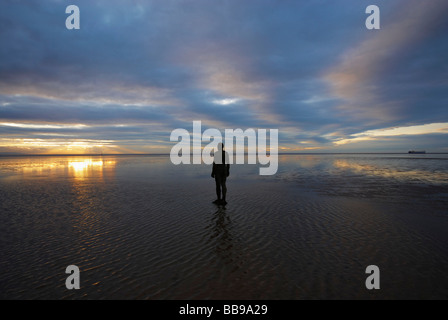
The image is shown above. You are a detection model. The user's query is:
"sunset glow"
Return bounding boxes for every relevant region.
[1,0,447,154]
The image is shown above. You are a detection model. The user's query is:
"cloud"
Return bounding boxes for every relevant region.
[0,0,447,153]
[0,97,173,124]
[325,0,448,128]
[334,122,448,146]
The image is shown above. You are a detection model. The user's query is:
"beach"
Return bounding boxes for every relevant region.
[0,154,447,299]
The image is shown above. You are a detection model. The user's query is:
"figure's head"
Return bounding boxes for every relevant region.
[218,142,224,151]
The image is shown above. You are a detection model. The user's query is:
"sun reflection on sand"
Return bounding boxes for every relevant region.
[1,157,117,182]
[69,159,103,176]
[69,159,103,170]
[68,158,116,181]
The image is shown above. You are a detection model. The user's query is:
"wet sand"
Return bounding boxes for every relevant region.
[0,154,447,299]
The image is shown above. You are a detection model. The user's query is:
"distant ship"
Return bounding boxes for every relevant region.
[408,150,426,154]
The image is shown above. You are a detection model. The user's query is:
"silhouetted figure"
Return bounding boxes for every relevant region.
[211,143,230,205]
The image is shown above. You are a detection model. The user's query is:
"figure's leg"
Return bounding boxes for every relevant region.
[221,180,227,203]
[215,178,221,200]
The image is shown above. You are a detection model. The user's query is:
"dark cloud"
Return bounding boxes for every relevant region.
[0,99,172,123]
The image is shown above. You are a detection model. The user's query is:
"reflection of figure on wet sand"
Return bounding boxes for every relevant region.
[211,143,230,205]
[209,206,233,262]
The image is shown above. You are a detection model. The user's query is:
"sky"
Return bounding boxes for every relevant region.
[0,0,447,154]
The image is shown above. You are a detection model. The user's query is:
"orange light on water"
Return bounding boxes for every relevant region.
[69,159,104,171]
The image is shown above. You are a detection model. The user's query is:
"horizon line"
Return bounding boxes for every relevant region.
[1,152,447,157]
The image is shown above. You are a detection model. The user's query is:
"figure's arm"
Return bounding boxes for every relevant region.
[226,164,230,177]
[211,162,216,178]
